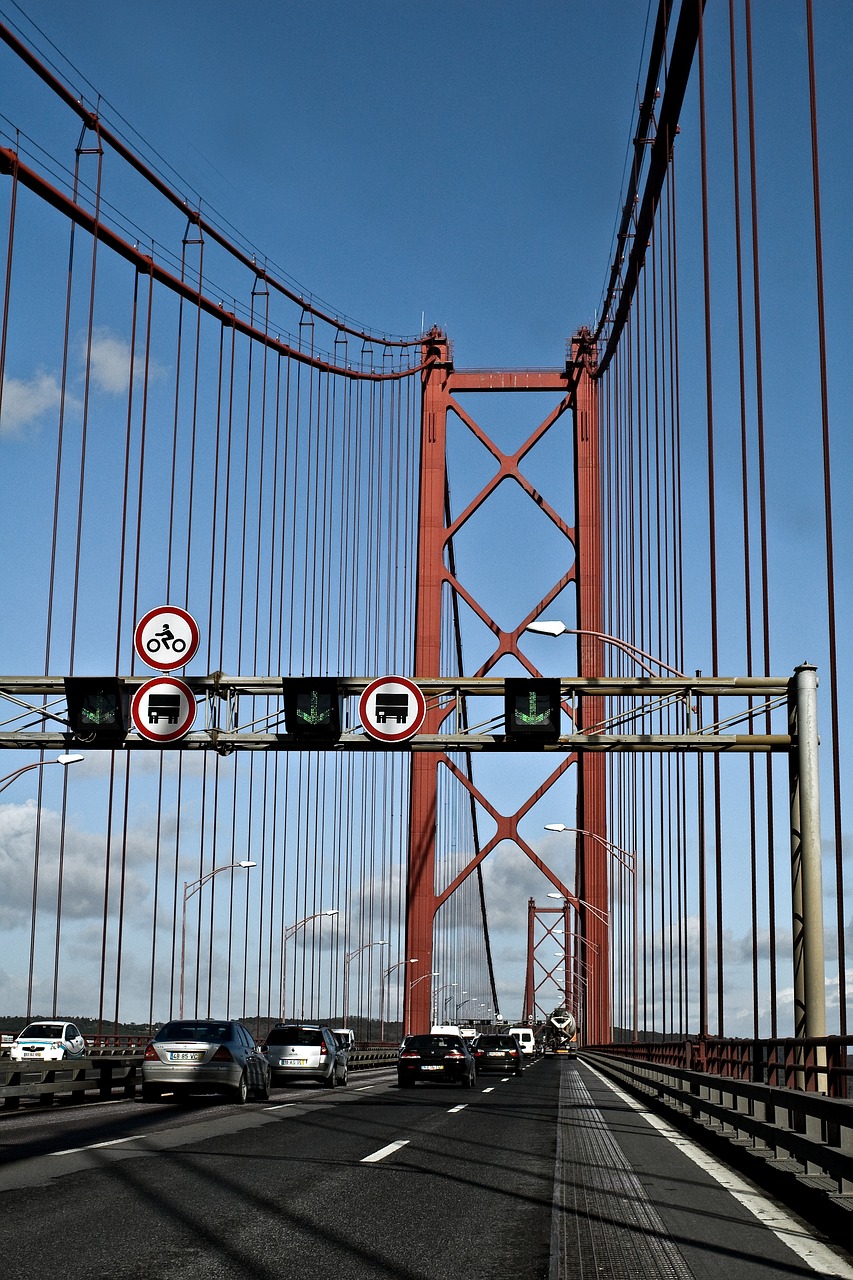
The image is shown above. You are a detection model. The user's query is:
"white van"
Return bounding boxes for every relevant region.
[430,1024,462,1038]
[508,1026,535,1057]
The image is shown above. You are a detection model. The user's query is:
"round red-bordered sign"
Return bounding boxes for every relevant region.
[358,676,426,742]
[131,677,197,743]
[134,606,200,671]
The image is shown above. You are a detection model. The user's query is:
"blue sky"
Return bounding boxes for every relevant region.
[0,1,850,1031]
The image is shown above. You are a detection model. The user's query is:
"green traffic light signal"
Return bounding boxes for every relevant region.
[282,678,342,739]
[504,678,561,741]
[64,678,128,741]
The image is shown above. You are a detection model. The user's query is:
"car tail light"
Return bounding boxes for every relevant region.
[211,1045,233,1063]
[444,1050,465,1060]
[319,1043,327,1056]
[400,1051,420,1059]
[144,1043,158,1060]
[510,1049,519,1056]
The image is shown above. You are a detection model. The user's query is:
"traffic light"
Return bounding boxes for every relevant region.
[504,678,562,741]
[64,677,128,742]
[282,678,342,739]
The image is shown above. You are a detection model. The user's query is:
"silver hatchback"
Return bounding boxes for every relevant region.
[142,1019,270,1104]
[261,1023,347,1088]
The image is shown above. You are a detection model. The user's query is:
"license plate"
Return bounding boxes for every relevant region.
[23,1050,42,1057]
[170,1051,204,1061]
[422,1064,443,1071]
[487,1051,504,1057]
[281,1058,307,1065]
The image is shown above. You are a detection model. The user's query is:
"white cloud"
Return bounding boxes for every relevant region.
[0,370,63,437]
[0,798,152,928]
[87,328,166,395]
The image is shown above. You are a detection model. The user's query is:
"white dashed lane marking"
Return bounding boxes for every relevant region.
[362,1139,410,1164]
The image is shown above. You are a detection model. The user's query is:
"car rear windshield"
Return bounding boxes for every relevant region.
[19,1024,64,1038]
[404,1035,464,1052]
[266,1026,325,1046]
[477,1036,516,1049]
[155,1021,230,1042]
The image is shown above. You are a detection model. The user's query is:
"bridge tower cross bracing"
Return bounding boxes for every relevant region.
[403,328,611,1040]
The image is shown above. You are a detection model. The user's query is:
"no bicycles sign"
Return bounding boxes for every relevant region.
[134,606,200,671]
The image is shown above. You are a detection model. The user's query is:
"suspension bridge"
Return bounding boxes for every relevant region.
[1,4,852,1274]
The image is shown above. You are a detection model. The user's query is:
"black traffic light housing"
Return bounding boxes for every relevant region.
[64,677,129,742]
[504,678,562,742]
[282,678,342,739]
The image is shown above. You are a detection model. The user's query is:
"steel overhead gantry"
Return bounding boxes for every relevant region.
[0,666,824,1050]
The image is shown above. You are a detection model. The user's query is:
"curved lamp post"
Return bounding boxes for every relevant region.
[179,860,256,1018]
[0,753,84,795]
[342,939,387,1031]
[525,619,687,679]
[380,957,416,1042]
[405,970,439,1036]
[432,981,457,1023]
[546,823,638,1039]
[280,908,339,1020]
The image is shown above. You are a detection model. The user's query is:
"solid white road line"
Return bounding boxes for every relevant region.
[362,1139,410,1164]
[264,1102,297,1110]
[448,1104,467,1113]
[587,1064,853,1279]
[481,1087,494,1093]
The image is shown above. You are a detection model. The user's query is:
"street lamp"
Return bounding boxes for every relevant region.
[544,824,635,870]
[179,860,256,1018]
[0,753,84,795]
[447,989,467,1014]
[546,824,638,1039]
[280,908,339,1020]
[405,969,439,1036]
[342,939,387,1031]
[433,981,457,1023]
[525,620,687,678]
[380,958,417,1043]
[547,891,609,928]
[455,996,472,1019]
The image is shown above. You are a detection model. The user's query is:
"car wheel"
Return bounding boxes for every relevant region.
[232,1071,248,1105]
[141,1083,161,1103]
[254,1072,270,1101]
[325,1068,336,1088]
[339,1066,348,1087]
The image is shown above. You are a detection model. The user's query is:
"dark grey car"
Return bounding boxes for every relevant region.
[261,1023,347,1087]
[142,1019,270,1104]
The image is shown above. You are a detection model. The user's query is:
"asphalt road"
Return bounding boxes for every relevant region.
[0,1058,851,1280]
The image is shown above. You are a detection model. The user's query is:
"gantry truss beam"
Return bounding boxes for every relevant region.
[0,675,792,753]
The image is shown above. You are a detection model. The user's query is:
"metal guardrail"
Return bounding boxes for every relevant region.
[592,1034,852,1097]
[1,1055,141,1110]
[0,1047,398,1111]
[583,1050,853,1216]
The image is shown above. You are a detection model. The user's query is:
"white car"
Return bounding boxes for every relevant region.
[9,1020,87,1062]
